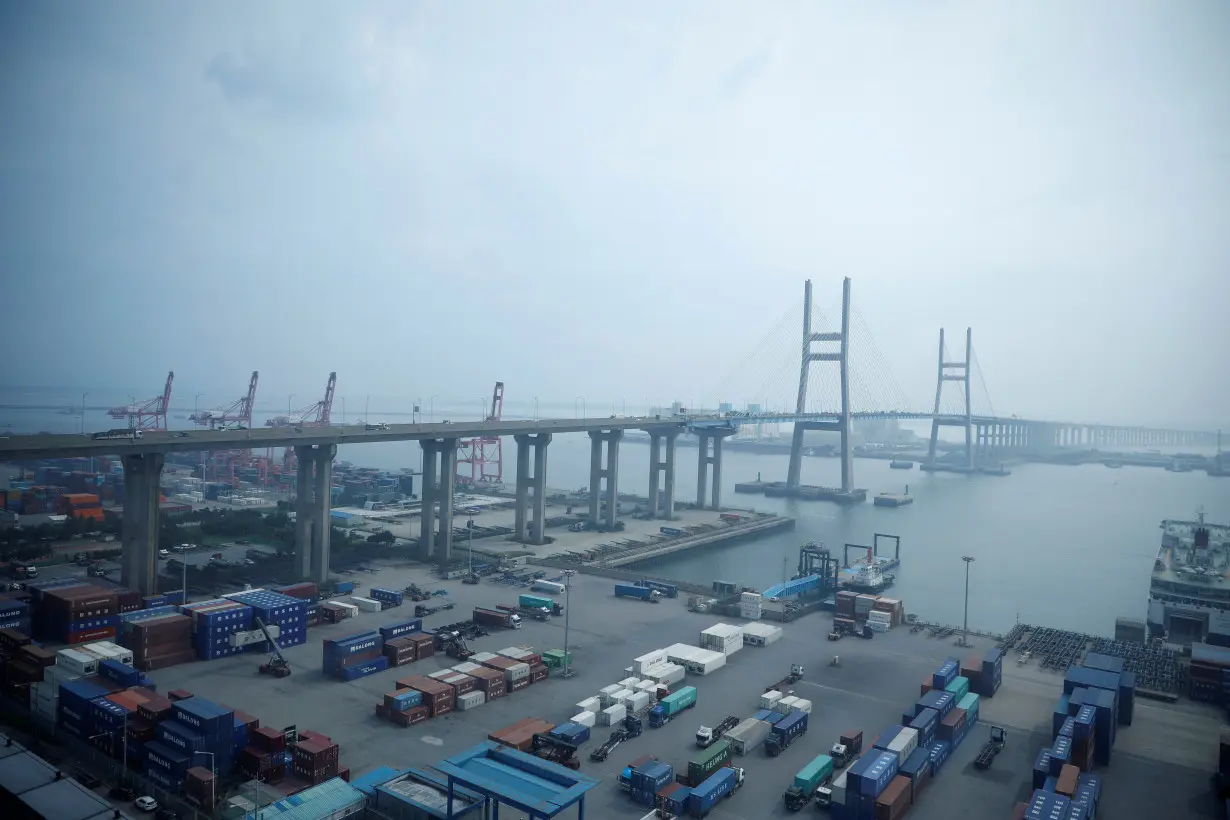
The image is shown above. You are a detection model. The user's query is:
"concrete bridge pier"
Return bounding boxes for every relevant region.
[696,430,733,510]
[419,438,458,561]
[588,430,622,529]
[308,444,336,585]
[294,446,315,580]
[513,433,552,544]
[645,429,679,520]
[120,452,164,595]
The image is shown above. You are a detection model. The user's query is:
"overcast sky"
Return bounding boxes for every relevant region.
[2,1,1227,428]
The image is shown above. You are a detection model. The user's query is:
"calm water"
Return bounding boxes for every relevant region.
[4,395,1228,636]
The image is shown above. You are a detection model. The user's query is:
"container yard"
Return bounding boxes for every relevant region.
[0,561,1223,820]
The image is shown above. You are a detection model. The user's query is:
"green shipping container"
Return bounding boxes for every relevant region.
[945,675,970,700]
[957,692,980,724]
[541,649,572,669]
[519,594,553,610]
[660,686,697,716]
[793,754,834,793]
[688,738,732,785]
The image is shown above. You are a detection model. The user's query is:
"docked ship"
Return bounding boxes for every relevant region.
[841,551,896,593]
[1148,512,1230,646]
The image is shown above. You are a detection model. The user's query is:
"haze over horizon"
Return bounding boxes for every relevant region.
[2,2,1228,430]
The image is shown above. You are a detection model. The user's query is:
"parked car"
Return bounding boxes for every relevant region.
[135,795,159,812]
[72,769,101,789]
[109,785,137,801]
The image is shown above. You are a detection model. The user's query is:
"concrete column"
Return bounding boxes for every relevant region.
[662,432,677,520]
[514,434,530,541]
[419,440,437,554]
[437,439,457,561]
[293,446,314,580]
[120,452,164,596]
[646,434,662,518]
[530,434,551,545]
[696,433,709,508]
[588,432,603,527]
[309,444,335,585]
[710,434,723,510]
[604,431,622,529]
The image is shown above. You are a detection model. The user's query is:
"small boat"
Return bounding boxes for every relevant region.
[889,460,914,470]
[1105,461,1122,469]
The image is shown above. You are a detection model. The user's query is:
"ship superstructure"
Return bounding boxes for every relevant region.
[1148,512,1230,646]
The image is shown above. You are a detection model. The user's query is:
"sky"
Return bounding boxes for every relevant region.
[1,1,1228,429]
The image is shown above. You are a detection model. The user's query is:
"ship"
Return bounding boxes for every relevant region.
[841,561,895,593]
[889,460,914,470]
[1148,512,1230,646]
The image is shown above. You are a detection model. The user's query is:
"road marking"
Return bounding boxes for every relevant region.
[794,679,908,708]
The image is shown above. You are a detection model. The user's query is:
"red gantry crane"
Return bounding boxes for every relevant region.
[456,381,505,488]
[108,371,174,431]
[273,373,338,477]
[191,371,259,430]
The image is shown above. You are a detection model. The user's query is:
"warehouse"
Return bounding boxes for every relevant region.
[0,733,138,820]
[435,741,599,819]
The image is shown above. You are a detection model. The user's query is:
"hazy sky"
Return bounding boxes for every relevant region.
[2,2,1228,428]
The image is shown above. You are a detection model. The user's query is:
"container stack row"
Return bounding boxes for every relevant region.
[0,629,55,707]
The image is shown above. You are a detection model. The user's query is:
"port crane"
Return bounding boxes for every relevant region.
[456,381,505,486]
[254,616,291,678]
[268,372,336,428]
[190,371,258,430]
[107,372,174,431]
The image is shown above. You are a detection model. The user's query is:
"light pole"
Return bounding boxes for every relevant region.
[562,570,576,678]
[80,392,88,434]
[127,396,136,431]
[961,556,975,648]
[533,397,539,421]
[195,393,206,487]
[288,394,295,418]
[194,750,216,778]
[429,394,440,422]
[575,397,585,419]
[365,394,371,426]
[340,397,346,424]
[467,518,475,576]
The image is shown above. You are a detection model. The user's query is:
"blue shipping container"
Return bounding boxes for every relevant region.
[909,708,938,747]
[873,725,904,753]
[932,659,958,690]
[1033,749,1052,789]
[1063,666,1121,697]
[688,767,739,817]
[899,747,930,781]
[1025,790,1071,820]
[1057,717,1076,739]
[172,698,234,739]
[379,619,423,641]
[99,658,140,687]
[157,721,210,756]
[927,740,950,776]
[337,656,390,681]
[772,710,808,744]
[916,690,955,720]
[144,740,192,773]
[390,690,422,709]
[848,751,898,797]
[1081,652,1124,675]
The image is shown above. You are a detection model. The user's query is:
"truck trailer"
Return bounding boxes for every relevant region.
[615,584,662,602]
[472,607,522,630]
[783,753,834,811]
[649,686,697,727]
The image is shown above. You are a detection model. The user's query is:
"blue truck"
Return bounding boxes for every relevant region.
[765,710,808,757]
[614,583,661,603]
[686,766,745,817]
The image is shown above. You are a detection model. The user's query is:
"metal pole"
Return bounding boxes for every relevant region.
[81,392,88,434]
[467,519,474,576]
[562,570,574,678]
[961,556,975,647]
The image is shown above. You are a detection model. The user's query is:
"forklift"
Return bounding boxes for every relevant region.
[531,733,581,770]
[255,617,291,678]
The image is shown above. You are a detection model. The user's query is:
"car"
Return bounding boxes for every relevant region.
[135,795,159,812]
[109,785,137,801]
[293,425,303,433]
[72,768,102,789]
[242,559,255,566]
[175,431,190,437]
[158,549,170,558]
[155,809,182,820]
[365,423,389,431]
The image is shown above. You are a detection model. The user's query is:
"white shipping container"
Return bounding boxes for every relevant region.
[886,727,919,766]
[627,691,652,713]
[599,684,624,706]
[350,596,381,612]
[665,644,704,666]
[576,696,602,714]
[333,602,359,618]
[571,711,597,728]
[740,591,763,603]
[505,662,530,682]
[726,718,773,755]
[702,623,744,640]
[778,695,800,711]
[452,662,483,675]
[92,641,134,665]
[641,663,686,686]
[760,690,782,710]
[635,680,658,696]
[618,676,640,689]
[229,624,281,648]
[739,607,762,621]
[683,649,726,675]
[55,649,99,677]
[456,691,486,711]
[632,649,668,676]
[613,689,636,707]
[868,620,891,633]
[599,704,627,725]
[742,623,782,646]
[867,611,892,624]
[42,666,82,686]
[791,698,813,715]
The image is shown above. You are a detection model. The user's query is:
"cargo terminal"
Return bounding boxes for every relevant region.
[0,559,1222,820]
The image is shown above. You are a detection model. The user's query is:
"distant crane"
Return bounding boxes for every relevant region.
[456,382,505,487]
[267,372,337,428]
[107,372,173,431]
[190,371,259,430]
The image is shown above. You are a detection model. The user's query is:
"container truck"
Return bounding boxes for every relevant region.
[648,686,697,727]
[531,579,565,595]
[472,607,522,630]
[686,766,744,818]
[680,739,732,787]
[783,754,834,811]
[831,729,864,768]
[497,604,546,622]
[636,580,679,599]
[615,584,661,602]
[518,594,563,616]
[696,716,739,748]
[765,710,809,757]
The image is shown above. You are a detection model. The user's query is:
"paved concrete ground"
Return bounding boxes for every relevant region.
[143,562,1222,820]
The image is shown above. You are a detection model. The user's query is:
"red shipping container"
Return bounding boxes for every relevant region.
[874,775,911,820]
[66,627,116,645]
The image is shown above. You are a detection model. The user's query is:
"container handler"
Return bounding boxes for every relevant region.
[255,617,291,678]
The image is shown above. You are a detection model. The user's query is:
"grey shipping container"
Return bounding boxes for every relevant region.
[725,718,772,755]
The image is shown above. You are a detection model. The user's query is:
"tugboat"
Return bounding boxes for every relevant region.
[889,460,914,470]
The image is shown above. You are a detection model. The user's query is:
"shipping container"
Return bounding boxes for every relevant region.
[725,718,772,755]
[685,738,733,787]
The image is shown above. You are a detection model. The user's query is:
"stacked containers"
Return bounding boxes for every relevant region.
[275,582,320,603]
[475,653,530,692]
[291,738,341,785]
[226,591,308,651]
[322,632,384,680]
[957,693,980,727]
[144,740,192,790]
[944,675,969,701]
[898,747,932,802]
[378,618,423,642]
[915,690,955,720]
[908,707,939,748]
[739,591,763,621]
[58,678,112,738]
[699,623,744,655]
[396,675,455,717]
[169,697,237,777]
[629,761,673,807]
[855,595,878,619]
[377,689,429,727]
[181,599,254,661]
[979,647,1003,697]
[122,613,195,671]
[0,597,31,634]
[938,708,968,748]
[875,776,912,820]
[741,622,782,646]
[41,585,119,644]
[835,590,858,620]
[846,750,899,819]
[932,660,958,691]
[185,766,217,807]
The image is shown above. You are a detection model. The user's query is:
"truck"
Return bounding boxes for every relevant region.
[615,583,661,603]
[649,686,697,728]
[472,607,521,630]
[783,754,834,811]
[831,729,864,768]
[518,594,563,616]
[766,664,804,692]
[681,738,733,787]
[636,580,679,599]
[498,603,546,622]
[765,711,809,757]
[686,766,744,818]
[7,562,37,580]
[696,716,739,748]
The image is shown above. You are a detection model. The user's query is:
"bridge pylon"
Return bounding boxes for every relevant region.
[786,277,853,491]
[927,328,974,469]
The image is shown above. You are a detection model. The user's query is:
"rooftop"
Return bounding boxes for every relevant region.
[435,741,599,818]
[0,734,138,820]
